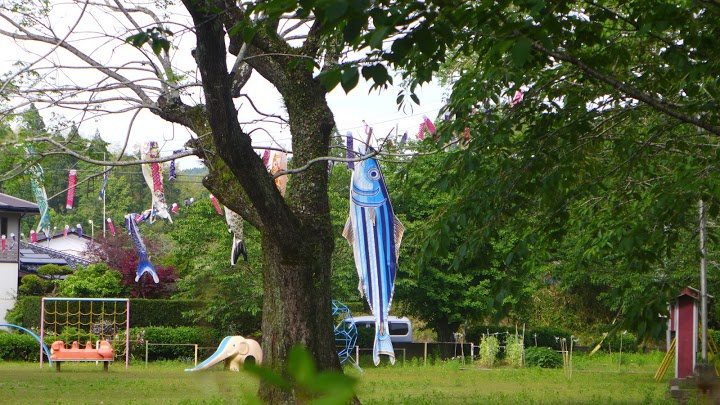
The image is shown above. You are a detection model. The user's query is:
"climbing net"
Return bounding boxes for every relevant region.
[332,300,359,369]
[40,297,130,367]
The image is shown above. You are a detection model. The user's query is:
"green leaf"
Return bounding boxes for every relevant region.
[410,93,420,105]
[511,38,532,68]
[287,345,316,386]
[341,67,359,93]
[323,0,348,22]
[318,68,343,91]
[368,25,391,49]
[243,361,292,392]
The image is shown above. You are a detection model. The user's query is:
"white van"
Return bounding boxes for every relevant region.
[347,316,413,343]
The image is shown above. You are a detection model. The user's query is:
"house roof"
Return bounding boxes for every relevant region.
[20,240,93,272]
[0,193,40,214]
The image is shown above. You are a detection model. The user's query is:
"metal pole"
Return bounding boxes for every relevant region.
[700,200,708,364]
[40,297,45,368]
[102,159,107,238]
[194,344,198,366]
[126,300,130,368]
[145,341,149,368]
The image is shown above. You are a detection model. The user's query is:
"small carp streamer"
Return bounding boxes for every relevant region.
[262,150,270,166]
[225,209,247,265]
[269,151,288,196]
[107,218,116,236]
[346,132,355,170]
[125,213,159,283]
[25,147,50,233]
[141,141,171,222]
[66,169,77,209]
[98,170,109,200]
[423,115,436,136]
[416,121,426,140]
[209,195,224,215]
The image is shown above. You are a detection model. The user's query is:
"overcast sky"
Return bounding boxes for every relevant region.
[0,2,447,169]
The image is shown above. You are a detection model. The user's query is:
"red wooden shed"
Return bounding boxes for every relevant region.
[669,287,701,379]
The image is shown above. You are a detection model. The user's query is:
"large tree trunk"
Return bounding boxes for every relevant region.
[182,2,343,402]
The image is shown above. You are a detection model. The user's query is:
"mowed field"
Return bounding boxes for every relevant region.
[0,352,685,404]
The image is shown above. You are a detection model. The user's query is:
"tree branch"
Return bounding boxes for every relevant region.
[531,42,720,136]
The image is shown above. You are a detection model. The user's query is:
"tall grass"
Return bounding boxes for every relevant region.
[0,352,677,404]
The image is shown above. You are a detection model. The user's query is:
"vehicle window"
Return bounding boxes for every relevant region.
[389,322,409,336]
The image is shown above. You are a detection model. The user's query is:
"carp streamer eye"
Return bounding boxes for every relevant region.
[368,168,381,180]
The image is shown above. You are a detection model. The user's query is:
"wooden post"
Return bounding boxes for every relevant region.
[424,341,428,366]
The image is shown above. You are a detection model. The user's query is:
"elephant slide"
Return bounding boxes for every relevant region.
[185,336,262,372]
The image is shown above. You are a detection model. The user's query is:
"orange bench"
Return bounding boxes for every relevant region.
[50,341,114,371]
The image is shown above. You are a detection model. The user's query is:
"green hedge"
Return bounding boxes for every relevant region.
[0,326,225,362]
[129,326,222,361]
[6,297,206,329]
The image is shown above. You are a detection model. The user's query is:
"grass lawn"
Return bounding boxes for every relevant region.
[0,352,684,404]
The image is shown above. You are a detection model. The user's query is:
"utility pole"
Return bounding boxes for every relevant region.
[699,200,708,365]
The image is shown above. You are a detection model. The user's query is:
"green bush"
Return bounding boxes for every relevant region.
[0,331,41,361]
[525,346,563,368]
[129,326,221,360]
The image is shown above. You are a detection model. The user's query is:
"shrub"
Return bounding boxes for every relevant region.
[0,331,40,361]
[525,346,563,368]
[505,334,524,367]
[478,335,500,368]
[19,274,52,296]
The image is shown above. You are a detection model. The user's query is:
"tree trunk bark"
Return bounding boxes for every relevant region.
[259,235,340,402]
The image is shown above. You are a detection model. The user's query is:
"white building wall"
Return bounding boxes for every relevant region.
[0,262,18,324]
[0,214,20,325]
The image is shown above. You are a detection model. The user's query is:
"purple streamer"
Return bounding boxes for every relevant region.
[346,132,354,170]
[98,170,109,200]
